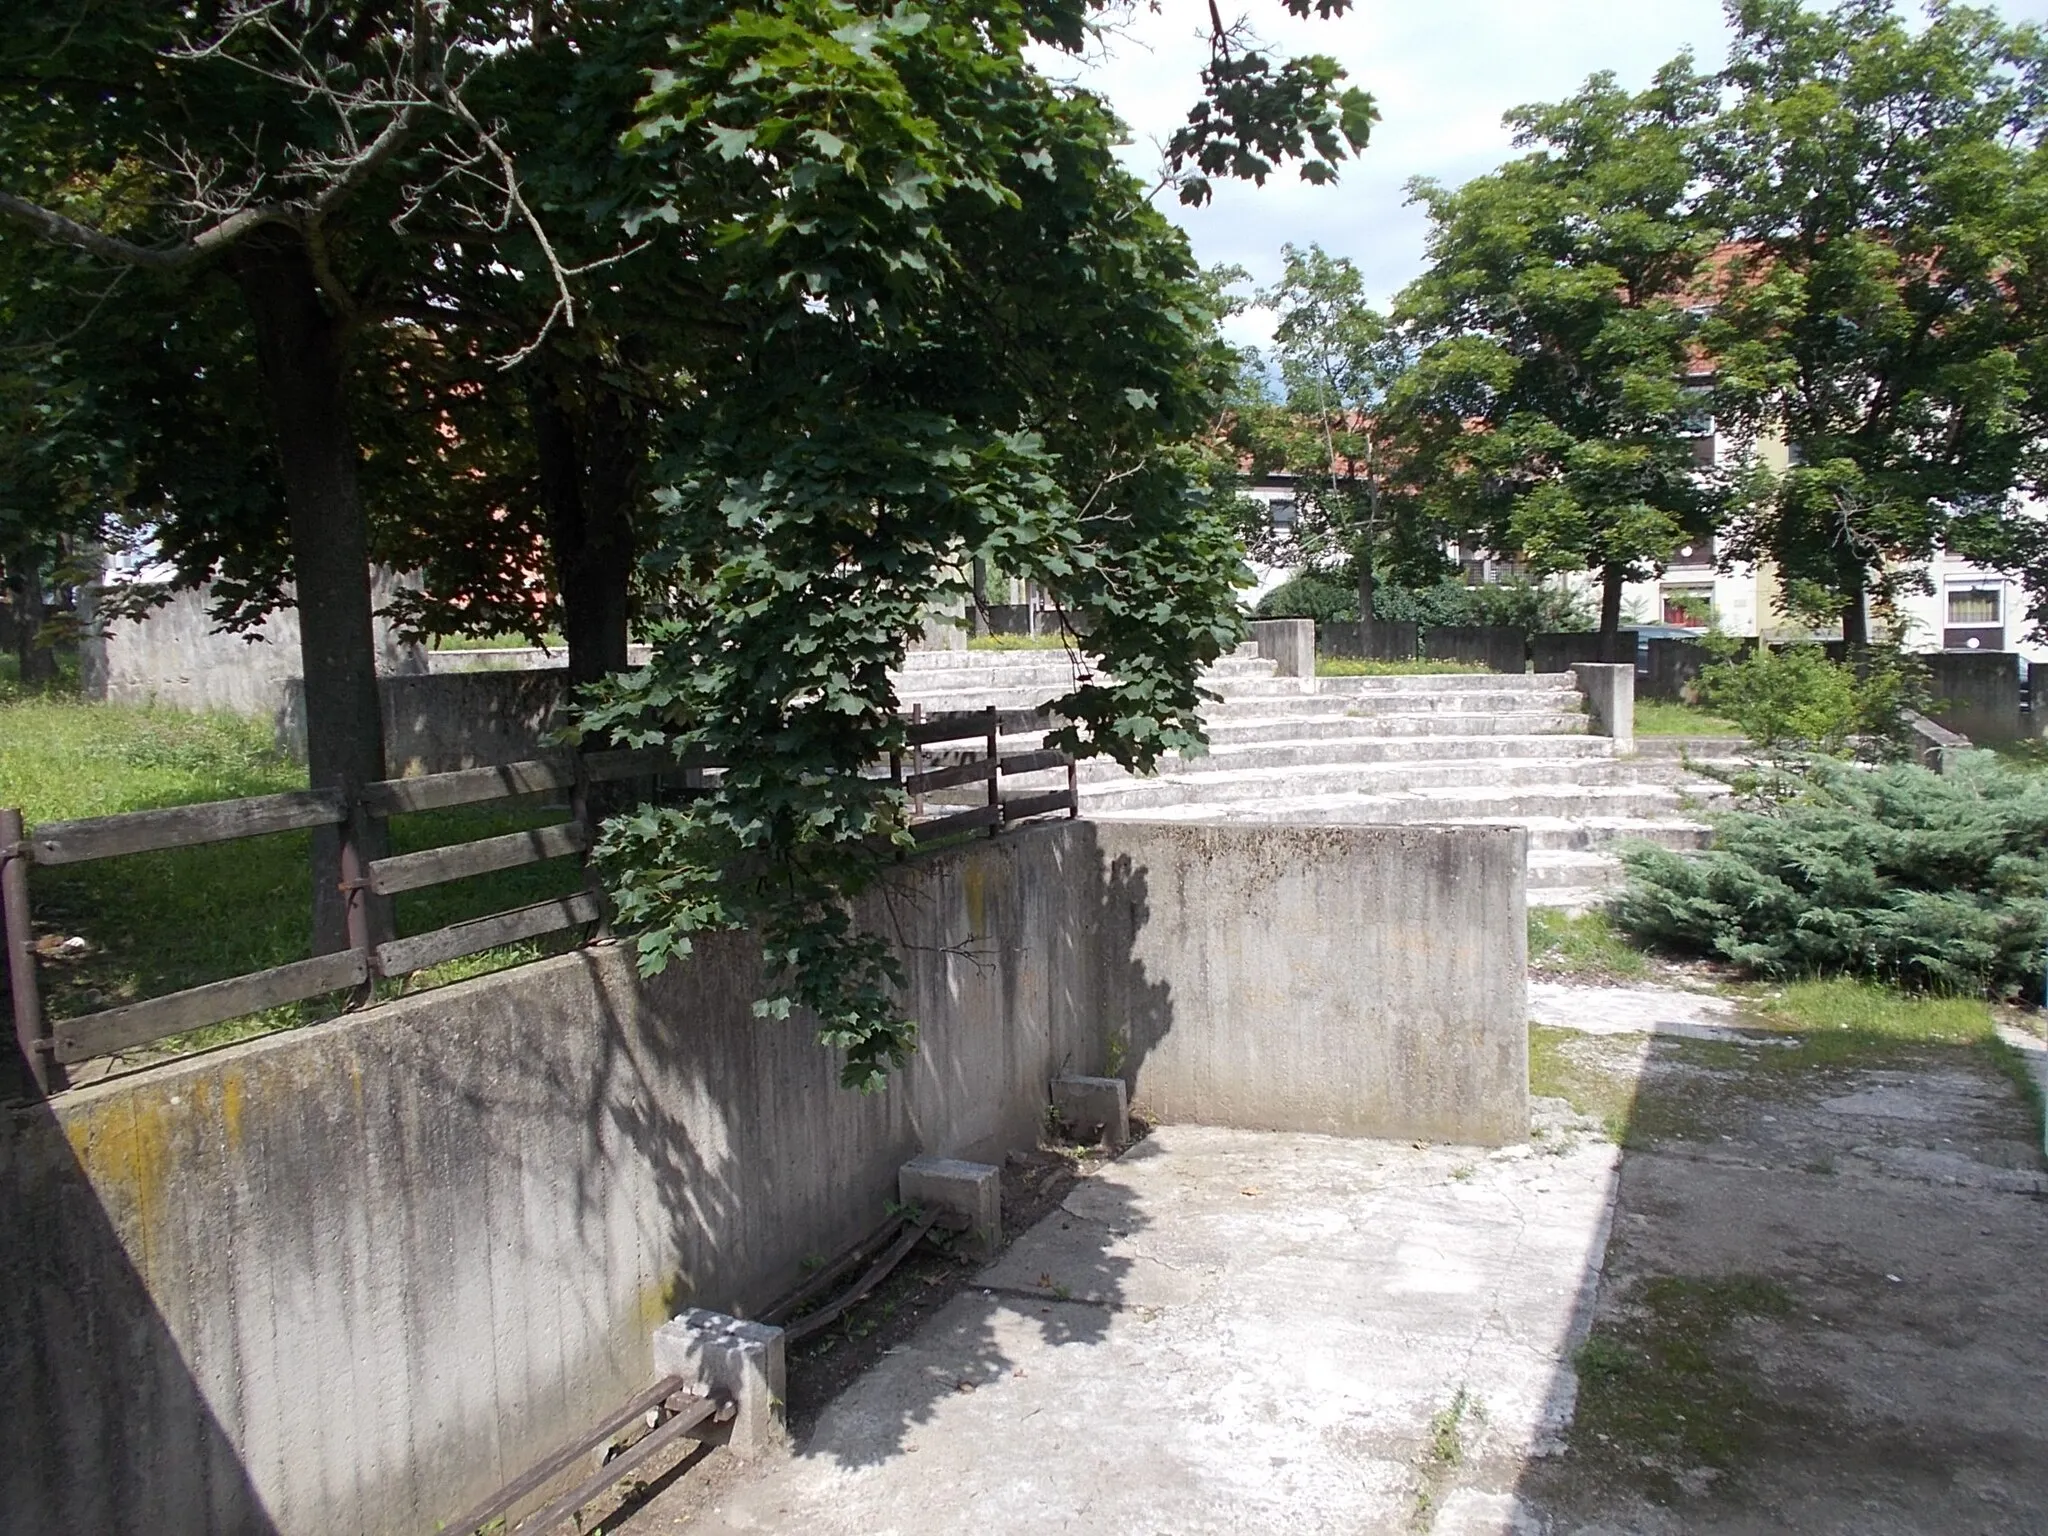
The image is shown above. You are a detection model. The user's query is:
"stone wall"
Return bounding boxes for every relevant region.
[2,819,1528,1535]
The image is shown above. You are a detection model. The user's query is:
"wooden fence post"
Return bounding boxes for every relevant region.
[337,803,379,1006]
[984,707,1000,837]
[2,807,55,1096]
[911,704,926,820]
[569,753,612,939]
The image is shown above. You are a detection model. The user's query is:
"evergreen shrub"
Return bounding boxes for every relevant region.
[1255,571,1592,631]
[1613,754,2048,997]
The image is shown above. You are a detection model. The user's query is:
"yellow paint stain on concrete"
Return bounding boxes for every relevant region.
[643,1271,691,1330]
[63,1087,184,1273]
[963,858,987,934]
[220,1068,247,1155]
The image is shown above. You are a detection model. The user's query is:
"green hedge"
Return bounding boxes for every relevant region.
[1613,754,2048,997]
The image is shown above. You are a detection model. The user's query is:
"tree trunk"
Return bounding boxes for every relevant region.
[230,232,389,955]
[530,362,638,691]
[1598,562,1626,663]
[1840,571,1869,649]
[1355,549,1375,626]
[5,553,58,689]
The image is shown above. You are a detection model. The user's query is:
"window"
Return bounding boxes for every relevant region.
[1268,498,1297,529]
[1668,538,1716,568]
[1662,585,1714,626]
[1946,587,2001,626]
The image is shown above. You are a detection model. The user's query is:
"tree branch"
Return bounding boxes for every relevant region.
[0,189,276,270]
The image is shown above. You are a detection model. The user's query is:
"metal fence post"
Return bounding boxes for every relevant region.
[2,807,54,1096]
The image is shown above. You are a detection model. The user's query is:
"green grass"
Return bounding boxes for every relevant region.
[1529,1024,1638,1140]
[1743,976,1994,1049]
[1634,699,1741,736]
[2,695,588,1066]
[966,633,1073,650]
[1989,738,2048,775]
[1316,657,1491,676]
[429,631,565,650]
[1528,907,1649,979]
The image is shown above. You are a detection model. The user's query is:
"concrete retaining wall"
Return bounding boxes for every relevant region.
[1249,618,1315,679]
[80,574,426,715]
[1090,822,1528,1145]
[1923,651,2029,743]
[1319,620,1419,661]
[277,668,573,773]
[1533,630,1635,675]
[2,819,1527,1535]
[1422,625,1528,673]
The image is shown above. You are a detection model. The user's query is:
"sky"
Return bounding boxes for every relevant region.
[1034,0,2048,353]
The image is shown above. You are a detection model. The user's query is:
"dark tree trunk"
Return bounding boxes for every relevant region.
[5,553,58,689]
[230,232,389,955]
[1355,551,1375,627]
[1598,562,1626,663]
[530,362,639,691]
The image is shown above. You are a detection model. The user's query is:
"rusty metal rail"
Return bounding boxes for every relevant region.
[2,714,1079,1093]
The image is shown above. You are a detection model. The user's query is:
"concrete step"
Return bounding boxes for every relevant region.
[1436,814,1713,853]
[1007,734,1616,791]
[1312,672,1577,695]
[984,712,1594,762]
[1527,849,1622,889]
[1076,756,1657,811]
[1083,781,1706,825]
[1527,886,1614,912]
[896,651,1277,679]
[1221,710,1588,740]
[1201,691,1583,721]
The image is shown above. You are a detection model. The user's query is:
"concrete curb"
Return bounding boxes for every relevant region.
[1994,1022,2048,1160]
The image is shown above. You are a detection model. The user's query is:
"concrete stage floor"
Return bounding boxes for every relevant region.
[679,1118,1618,1535]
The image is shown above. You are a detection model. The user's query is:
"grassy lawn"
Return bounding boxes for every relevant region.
[1315,657,1491,676]
[2,694,588,1066]
[1529,907,1649,980]
[1634,699,1741,736]
[966,633,1072,650]
[429,630,566,650]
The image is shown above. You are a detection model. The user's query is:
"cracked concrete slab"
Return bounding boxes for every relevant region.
[680,1122,1619,1535]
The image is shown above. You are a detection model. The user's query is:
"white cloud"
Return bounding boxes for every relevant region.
[1038,0,2048,350]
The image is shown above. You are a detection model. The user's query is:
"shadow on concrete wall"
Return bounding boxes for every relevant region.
[779,830,1175,1472]
[1,1092,281,1534]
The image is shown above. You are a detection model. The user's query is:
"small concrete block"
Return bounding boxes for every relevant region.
[1052,1074,1130,1148]
[652,1309,787,1457]
[898,1155,1002,1257]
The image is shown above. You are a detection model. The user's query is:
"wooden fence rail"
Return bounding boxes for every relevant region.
[2,712,1076,1095]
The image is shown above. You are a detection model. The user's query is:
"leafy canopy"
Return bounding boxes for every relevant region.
[574,1,1355,1089]
[1394,59,1723,634]
[1703,0,2048,641]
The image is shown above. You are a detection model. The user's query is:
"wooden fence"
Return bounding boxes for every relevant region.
[2,708,1075,1096]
